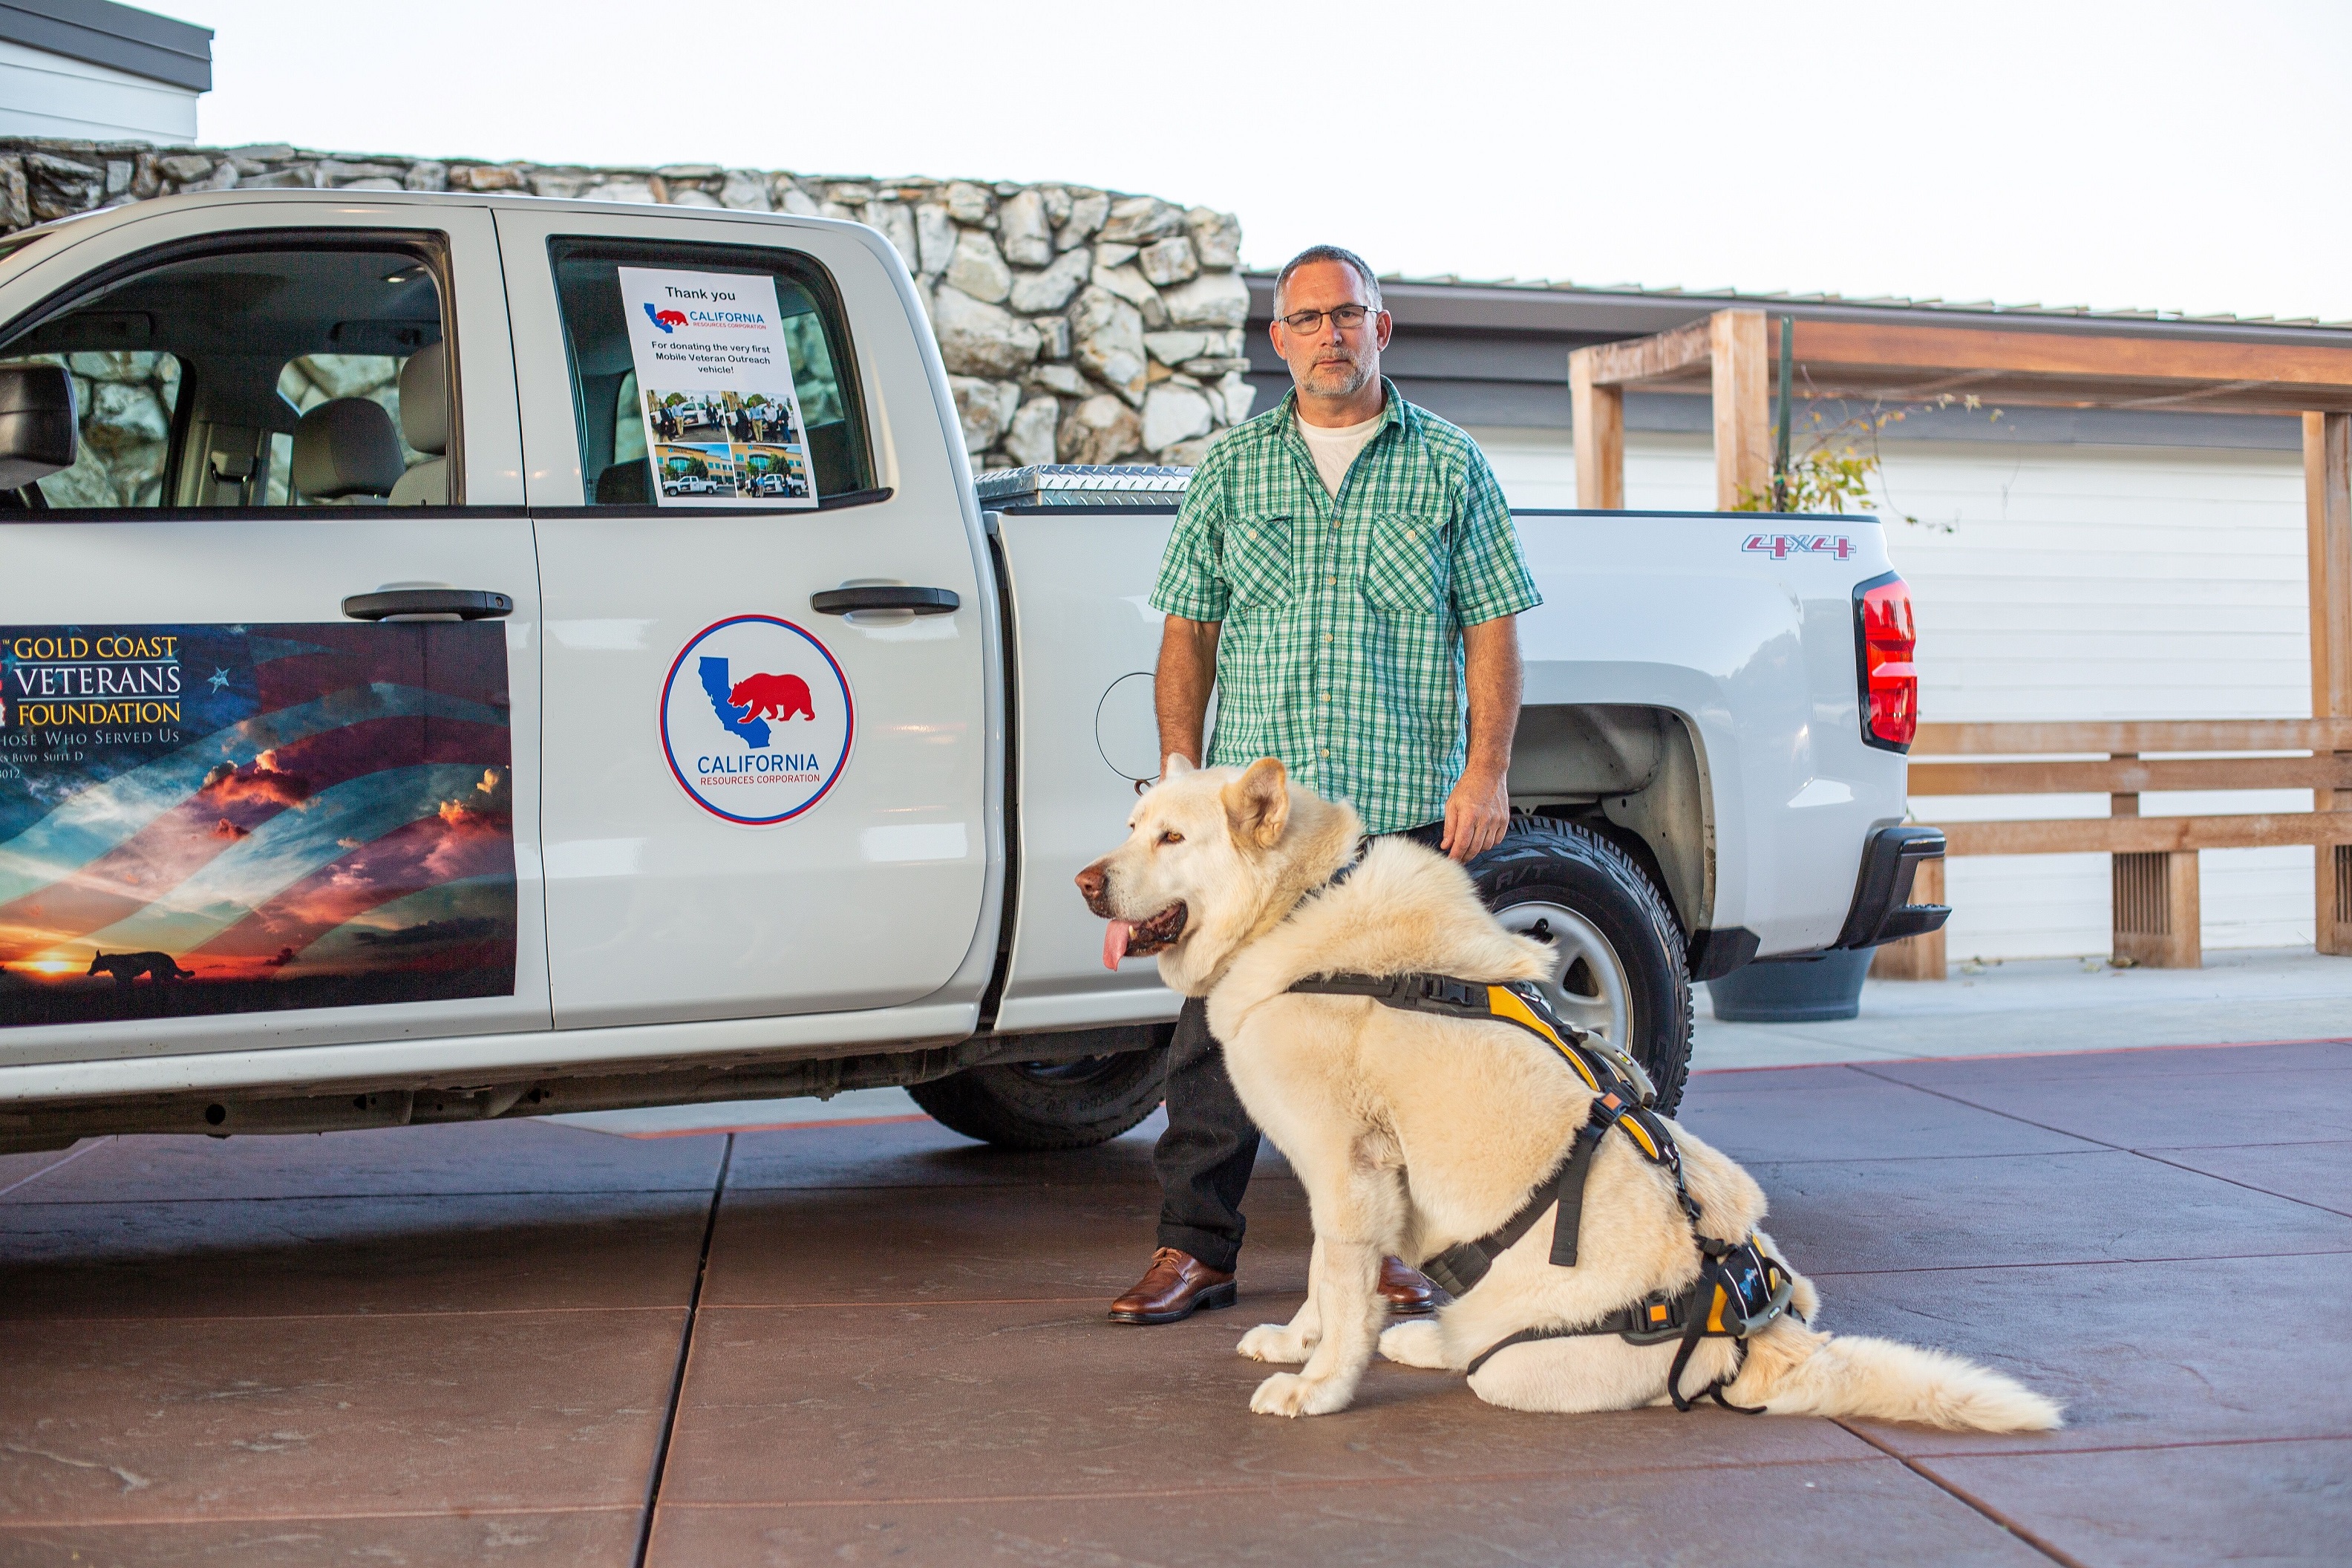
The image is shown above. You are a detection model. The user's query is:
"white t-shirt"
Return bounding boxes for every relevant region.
[1297,411,1383,497]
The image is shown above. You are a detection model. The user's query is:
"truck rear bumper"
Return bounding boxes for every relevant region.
[1835,826,1952,950]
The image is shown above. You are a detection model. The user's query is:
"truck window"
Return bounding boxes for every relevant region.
[547,237,873,506]
[0,238,454,511]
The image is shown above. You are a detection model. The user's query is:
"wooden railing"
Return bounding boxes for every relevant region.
[1870,719,2352,979]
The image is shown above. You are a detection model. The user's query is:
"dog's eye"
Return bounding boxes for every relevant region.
[1159,830,1184,846]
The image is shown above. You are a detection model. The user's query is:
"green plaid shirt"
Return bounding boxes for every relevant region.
[1150,379,1542,833]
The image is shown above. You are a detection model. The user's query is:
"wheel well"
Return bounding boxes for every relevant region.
[1508,703,1711,935]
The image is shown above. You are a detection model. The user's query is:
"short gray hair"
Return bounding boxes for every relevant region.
[1272,244,1382,318]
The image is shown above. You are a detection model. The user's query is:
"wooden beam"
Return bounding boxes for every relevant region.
[1567,314,2352,419]
[1911,718,2352,756]
[1761,372,2352,416]
[2311,412,2352,717]
[1579,318,1714,388]
[1908,755,2352,796]
[1711,310,1770,511]
[2109,750,2140,820]
[1569,349,1624,509]
[1791,319,2352,396]
[2114,850,2200,969]
[2310,411,2352,955]
[1935,811,2352,857]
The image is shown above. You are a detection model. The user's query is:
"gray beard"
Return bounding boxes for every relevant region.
[1300,356,1373,398]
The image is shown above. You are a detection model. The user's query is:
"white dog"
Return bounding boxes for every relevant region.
[1078,757,2060,1431]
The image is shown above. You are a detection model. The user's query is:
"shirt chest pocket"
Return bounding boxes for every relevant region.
[1222,513,1294,612]
[1363,510,1452,617]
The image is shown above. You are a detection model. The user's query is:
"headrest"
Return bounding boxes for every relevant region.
[292,397,405,500]
[397,339,448,456]
[595,459,650,504]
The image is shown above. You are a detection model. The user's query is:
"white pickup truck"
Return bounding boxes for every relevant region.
[0,189,1945,1154]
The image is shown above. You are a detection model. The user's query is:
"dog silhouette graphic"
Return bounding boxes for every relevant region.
[88,950,194,989]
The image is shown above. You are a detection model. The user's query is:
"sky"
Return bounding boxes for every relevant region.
[170,0,2352,324]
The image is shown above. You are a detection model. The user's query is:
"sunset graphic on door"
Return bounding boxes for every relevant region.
[0,621,517,1025]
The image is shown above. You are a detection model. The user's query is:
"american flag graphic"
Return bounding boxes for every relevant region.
[0,621,517,1026]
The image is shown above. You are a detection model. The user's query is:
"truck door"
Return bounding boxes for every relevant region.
[0,198,547,1068]
[494,206,996,1029]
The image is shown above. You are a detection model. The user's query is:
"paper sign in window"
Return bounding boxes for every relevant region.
[619,266,820,509]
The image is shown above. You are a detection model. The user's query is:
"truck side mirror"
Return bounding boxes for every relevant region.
[0,363,78,490]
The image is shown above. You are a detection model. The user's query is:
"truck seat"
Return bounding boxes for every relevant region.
[390,340,448,506]
[291,397,405,504]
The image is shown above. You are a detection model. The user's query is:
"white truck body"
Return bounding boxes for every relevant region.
[0,192,1936,1144]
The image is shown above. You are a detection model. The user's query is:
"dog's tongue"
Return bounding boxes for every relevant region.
[1102,918,1134,971]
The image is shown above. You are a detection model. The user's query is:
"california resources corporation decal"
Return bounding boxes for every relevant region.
[659,616,853,824]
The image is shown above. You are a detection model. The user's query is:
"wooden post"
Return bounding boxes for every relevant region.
[2307,412,2352,956]
[2108,739,2199,965]
[1869,857,1947,980]
[2114,850,2201,968]
[1569,347,1624,509]
[1709,310,1771,511]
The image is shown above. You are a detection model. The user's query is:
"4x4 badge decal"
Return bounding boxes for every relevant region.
[1742,532,1855,561]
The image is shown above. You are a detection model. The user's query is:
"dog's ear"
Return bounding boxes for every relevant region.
[1222,757,1290,849]
[1163,754,1195,780]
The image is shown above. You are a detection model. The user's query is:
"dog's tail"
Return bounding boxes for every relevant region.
[1733,1319,2062,1432]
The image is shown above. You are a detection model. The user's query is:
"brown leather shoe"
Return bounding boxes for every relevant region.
[1109,1247,1237,1324]
[1381,1255,1440,1315]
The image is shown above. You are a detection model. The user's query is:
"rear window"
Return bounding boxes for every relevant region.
[548,237,872,506]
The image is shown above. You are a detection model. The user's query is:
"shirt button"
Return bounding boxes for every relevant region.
[1327,576,1337,586]
[1324,634,1333,643]
[1321,747,1330,756]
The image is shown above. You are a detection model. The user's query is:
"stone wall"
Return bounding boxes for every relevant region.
[0,137,1255,472]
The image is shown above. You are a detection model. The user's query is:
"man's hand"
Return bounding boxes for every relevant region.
[1442,765,1512,862]
[1445,615,1523,862]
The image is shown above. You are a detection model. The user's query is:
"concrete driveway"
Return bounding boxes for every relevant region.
[1,1036,2347,1565]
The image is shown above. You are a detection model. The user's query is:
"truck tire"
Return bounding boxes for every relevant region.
[1469,820,1695,1114]
[907,1048,1167,1150]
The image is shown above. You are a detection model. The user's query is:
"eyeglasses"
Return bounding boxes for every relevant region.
[1276,303,1378,335]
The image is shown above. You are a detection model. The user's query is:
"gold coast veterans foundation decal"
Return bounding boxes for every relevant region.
[0,623,517,1026]
[659,615,852,825]
[1,631,186,730]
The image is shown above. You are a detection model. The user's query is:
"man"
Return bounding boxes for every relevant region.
[1110,244,1543,1324]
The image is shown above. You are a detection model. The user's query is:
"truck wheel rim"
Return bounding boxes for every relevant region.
[1494,901,1632,1048]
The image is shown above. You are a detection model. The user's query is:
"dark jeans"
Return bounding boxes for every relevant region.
[1153,820,1447,1273]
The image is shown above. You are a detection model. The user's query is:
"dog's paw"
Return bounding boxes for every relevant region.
[1250,1371,1352,1417]
[1379,1317,1450,1369]
[1237,1323,1314,1364]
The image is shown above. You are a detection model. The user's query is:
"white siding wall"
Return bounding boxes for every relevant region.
[1466,425,2315,959]
[0,39,200,145]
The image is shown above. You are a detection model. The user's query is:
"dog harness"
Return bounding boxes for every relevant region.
[1284,970,1797,1411]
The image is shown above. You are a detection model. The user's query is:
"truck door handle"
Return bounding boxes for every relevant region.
[809,586,960,615]
[342,589,514,621]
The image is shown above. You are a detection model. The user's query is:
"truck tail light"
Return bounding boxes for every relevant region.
[1854,572,1917,751]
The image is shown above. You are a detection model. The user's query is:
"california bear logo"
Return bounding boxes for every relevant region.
[644,303,689,333]
[729,671,814,722]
